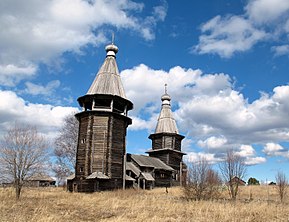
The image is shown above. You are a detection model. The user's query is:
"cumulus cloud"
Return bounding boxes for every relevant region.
[194,15,267,58]
[244,156,266,165]
[245,0,289,24]
[194,0,289,57]
[236,145,255,157]
[121,64,201,115]
[121,65,289,162]
[0,90,79,139]
[0,0,167,86]
[197,136,228,150]
[184,152,221,164]
[263,143,289,158]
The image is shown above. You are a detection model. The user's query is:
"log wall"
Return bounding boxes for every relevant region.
[74,110,130,192]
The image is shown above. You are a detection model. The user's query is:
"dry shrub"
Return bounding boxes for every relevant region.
[275,171,288,203]
[183,158,222,200]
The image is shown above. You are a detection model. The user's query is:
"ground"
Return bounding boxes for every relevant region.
[0,186,289,221]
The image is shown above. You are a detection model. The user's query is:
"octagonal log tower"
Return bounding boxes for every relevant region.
[70,43,133,192]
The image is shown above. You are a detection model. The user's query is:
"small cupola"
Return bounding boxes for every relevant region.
[105,44,118,57]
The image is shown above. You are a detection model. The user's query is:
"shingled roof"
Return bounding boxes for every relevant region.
[126,162,141,176]
[155,93,179,134]
[86,44,127,99]
[130,154,174,171]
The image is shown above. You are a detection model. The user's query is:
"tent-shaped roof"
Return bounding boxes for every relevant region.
[155,93,179,134]
[86,44,127,99]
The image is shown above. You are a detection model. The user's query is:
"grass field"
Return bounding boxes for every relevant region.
[0,186,288,222]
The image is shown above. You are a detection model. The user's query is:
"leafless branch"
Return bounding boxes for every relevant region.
[0,124,48,199]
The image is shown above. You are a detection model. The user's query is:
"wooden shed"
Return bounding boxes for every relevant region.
[26,174,56,187]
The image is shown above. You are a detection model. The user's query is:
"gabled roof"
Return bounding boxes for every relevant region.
[155,93,179,134]
[130,154,174,171]
[140,172,155,181]
[126,162,141,176]
[86,44,127,99]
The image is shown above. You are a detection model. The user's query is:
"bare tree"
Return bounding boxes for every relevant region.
[275,171,288,203]
[0,124,48,199]
[219,150,247,200]
[184,158,221,200]
[53,113,78,184]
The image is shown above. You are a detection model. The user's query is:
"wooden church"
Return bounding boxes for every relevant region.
[67,42,186,192]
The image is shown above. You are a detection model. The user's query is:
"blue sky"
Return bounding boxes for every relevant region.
[1,0,289,182]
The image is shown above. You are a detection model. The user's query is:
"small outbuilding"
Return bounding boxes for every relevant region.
[26,174,56,187]
[126,154,174,189]
[228,176,246,186]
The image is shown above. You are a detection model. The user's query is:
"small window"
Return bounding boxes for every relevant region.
[81,138,86,144]
[161,173,165,178]
[79,167,83,172]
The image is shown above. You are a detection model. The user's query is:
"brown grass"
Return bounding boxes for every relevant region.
[0,186,289,222]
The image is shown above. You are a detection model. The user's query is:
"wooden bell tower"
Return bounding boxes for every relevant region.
[147,87,186,185]
[71,43,133,192]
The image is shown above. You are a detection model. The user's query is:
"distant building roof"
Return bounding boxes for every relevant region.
[27,174,55,182]
[86,44,127,99]
[228,176,246,185]
[130,154,174,171]
[155,92,179,134]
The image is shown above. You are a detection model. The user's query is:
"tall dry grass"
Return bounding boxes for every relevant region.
[0,185,289,222]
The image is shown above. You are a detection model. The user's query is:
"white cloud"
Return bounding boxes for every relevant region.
[245,0,289,24]
[121,64,201,115]
[0,0,167,86]
[121,65,289,160]
[24,80,61,96]
[184,152,221,164]
[236,145,255,157]
[0,90,79,140]
[263,143,289,158]
[235,145,266,165]
[272,45,289,56]
[194,15,267,58]
[197,136,228,150]
[244,156,266,165]
[194,0,289,57]
[0,64,37,86]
